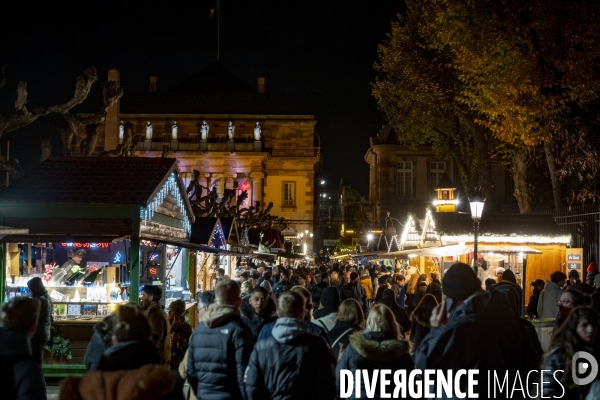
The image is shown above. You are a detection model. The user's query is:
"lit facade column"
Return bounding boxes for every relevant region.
[250,172,264,210]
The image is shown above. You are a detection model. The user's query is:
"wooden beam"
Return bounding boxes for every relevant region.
[130,213,141,303]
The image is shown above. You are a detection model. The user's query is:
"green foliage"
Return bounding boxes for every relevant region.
[45,332,72,360]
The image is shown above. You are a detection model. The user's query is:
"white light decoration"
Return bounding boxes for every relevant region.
[140,172,191,234]
[433,199,459,206]
[400,216,414,247]
[441,235,571,244]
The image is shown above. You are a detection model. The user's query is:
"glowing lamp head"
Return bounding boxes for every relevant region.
[469,189,486,220]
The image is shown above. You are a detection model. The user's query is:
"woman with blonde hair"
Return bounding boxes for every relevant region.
[404,273,421,316]
[336,304,414,399]
[327,299,364,359]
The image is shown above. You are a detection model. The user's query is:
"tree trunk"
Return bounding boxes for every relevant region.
[543,139,561,211]
[512,148,533,214]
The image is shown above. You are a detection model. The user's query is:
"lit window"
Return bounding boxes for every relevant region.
[429,161,446,191]
[282,182,296,207]
[396,162,412,199]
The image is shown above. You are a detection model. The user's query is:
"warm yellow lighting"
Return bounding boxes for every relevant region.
[433,199,459,206]
[442,235,571,244]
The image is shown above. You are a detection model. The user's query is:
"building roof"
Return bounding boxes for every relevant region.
[167,62,255,94]
[190,217,218,245]
[0,157,180,206]
[433,213,564,237]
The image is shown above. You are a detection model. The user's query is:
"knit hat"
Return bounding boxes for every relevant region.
[263,271,272,280]
[321,272,330,280]
[240,271,250,279]
[320,287,341,308]
[261,280,272,293]
[588,262,598,273]
[27,277,46,297]
[501,269,517,284]
[495,267,505,275]
[281,269,292,278]
[442,263,482,301]
[349,272,359,281]
[168,299,186,316]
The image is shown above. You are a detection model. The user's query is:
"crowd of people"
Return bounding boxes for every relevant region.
[2,260,600,399]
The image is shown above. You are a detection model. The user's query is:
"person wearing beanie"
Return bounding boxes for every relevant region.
[168,300,192,371]
[490,269,523,316]
[271,269,294,299]
[495,267,505,283]
[313,287,341,332]
[240,271,250,283]
[414,263,542,396]
[586,262,599,287]
[538,271,567,319]
[27,277,52,364]
[310,272,330,310]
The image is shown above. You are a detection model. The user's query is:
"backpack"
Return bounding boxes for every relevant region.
[0,353,33,399]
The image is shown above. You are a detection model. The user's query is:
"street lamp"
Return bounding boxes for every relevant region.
[469,188,486,275]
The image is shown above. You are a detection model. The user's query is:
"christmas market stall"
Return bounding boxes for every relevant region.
[0,157,200,375]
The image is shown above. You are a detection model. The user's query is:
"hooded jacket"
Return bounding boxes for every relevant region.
[241,295,277,338]
[492,278,523,316]
[313,307,338,333]
[336,331,414,400]
[537,281,562,318]
[426,279,443,303]
[359,275,374,300]
[245,318,336,400]
[84,315,114,371]
[187,303,255,400]
[0,327,45,400]
[415,291,543,399]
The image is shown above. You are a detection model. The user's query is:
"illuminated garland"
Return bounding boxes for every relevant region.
[140,173,191,234]
[211,222,226,249]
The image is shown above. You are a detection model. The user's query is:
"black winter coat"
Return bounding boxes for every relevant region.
[542,343,596,400]
[409,317,429,353]
[241,295,277,338]
[592,289,600,315]
[336,331,414,400]
[526,288,541,318]
[187,308,255,400]
[32,291,52,345]
[492,280,523,316]
[326,321,362,359]
[414,291,543,399]
[379,297,411,334]
[245,327,336,400]
[272,280,294,299]
[426,279,442,303]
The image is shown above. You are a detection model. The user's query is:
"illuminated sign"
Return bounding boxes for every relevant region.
[113,251,122,264]
[61,243,110,249]
[148,267,158,276]
[149,254,158,261]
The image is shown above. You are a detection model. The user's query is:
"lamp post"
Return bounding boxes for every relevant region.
[469,189,485,275]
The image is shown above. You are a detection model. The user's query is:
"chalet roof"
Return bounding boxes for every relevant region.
[435,174,456,190]
[433,213,563,237]
[190,217,218,245]
[167,62,254,94]
[0,157,181,206]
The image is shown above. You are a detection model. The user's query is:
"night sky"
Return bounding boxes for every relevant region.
[0,0,404,194]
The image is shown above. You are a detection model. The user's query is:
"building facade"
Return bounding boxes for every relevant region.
[86,65,319,250]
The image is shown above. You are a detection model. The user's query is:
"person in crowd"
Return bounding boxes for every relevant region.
[57,249,86,283]
[330,271,340,288]
[313,286,341,333]
[414,263,543,398]
[262,271,274,287]
[62,303,177,400]
[389,274,403,300]
[542,307,600,399]
[592,275,600,315]
[587,262,599,287]
[84,314,116,371]
[554,288,587,332]
[187,280,254,400]
[141,285,171,367]
[336,304,414,400]
[327,299,365,360]
[27,277,52,364]
[179,291,214,400]
[296,273,307,287]
[527,279,545,319]
[260,280,273,298]
[311,272,330,310]
[538,271,567,318]
[380,289,411,336]
[404,273,420,316]
[409,281,428,314]
[566,270,584,293]
[491,269,523,315]
[495,266,505,282]
[168,300,192,372]
[306,273,317,289]
[0,297,46,400]
[340,272,368,314]
[374,275,390,303]
[215,267,226,284]
[287,268,298,285]
[240,280,253,298]
[426,271,442,303]
[272,269,294,299]
[241,286,277,338]
[484,278,496,291]
[409,294,438,354]
[239,271,250,284]
[245,291,336,400]
[359,269,374,307]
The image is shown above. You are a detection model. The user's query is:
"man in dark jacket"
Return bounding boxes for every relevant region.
[311,272,330,310]
[0,297,46,400]
[426,271,442,303]
[188,279,255,400]
[141,285,171,367]
[491,269,523,316]
[272,269,294,299]
[415,263,542,398]
[27,276,52,364]
[241,286,277,338]
[245,291,336,400]
[340,272,367,313]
